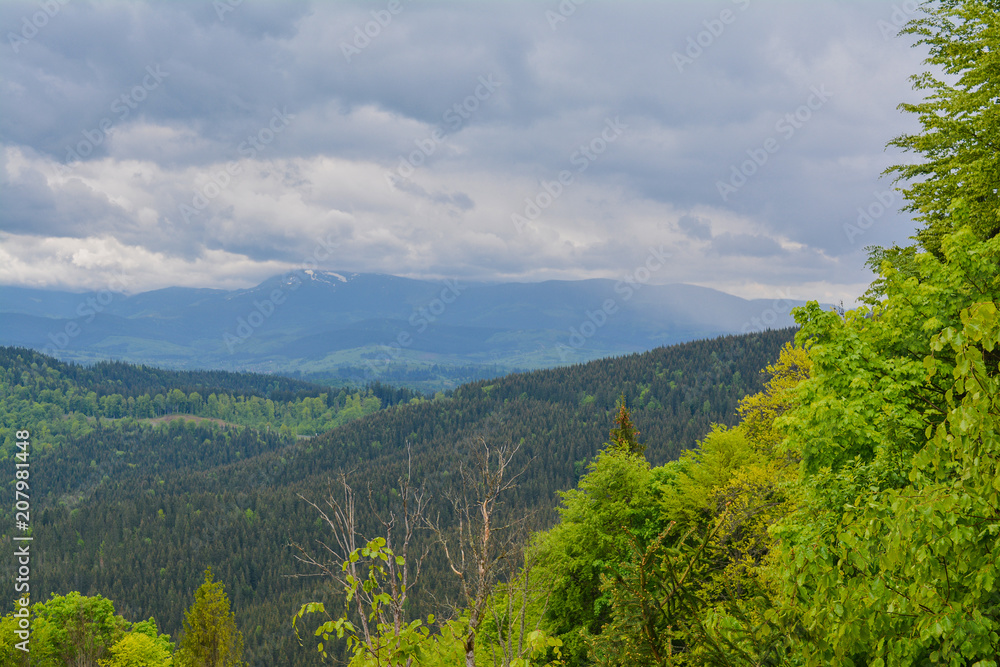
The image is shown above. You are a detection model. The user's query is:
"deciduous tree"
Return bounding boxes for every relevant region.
[884,0,1000,255]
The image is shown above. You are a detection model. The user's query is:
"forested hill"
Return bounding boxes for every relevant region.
[0,345,423,457]
[0,346,329,398]
[0,345,423,406]
[2,328,794,665]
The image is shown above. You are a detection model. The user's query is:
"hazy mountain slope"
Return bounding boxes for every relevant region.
[0,272,804,381]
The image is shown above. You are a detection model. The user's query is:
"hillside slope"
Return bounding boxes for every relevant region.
[4,329,795,665]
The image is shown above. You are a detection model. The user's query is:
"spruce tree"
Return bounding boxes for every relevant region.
[608,393,643,455]
[175,568,244,667]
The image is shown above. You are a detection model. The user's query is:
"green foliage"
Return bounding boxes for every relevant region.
[29,592,128,666]
[9,330,791,665]
[753,20,1000,662]
[0,612,28,667]
[884,0,1000,255]
[736,343,811,455]
[528,340,811,666]
[294,537,468,666]
[176,568,245,667]
[0,346,408,459]
[476,567,566,667]
[100,619,175,666]
[658,425,756,526]
[768,221,1000,666]
[0,593,171,667]
[531,448,662,665]
[587,521,712,667]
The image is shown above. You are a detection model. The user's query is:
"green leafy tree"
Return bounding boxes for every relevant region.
[0,608,30,667]
[769,220,1000,666]
[735,343,811,455]
[760,4,1000,658]
[758,7,1000,658]
[29,592,128,666]
[175,568,245,667]
[100,618,175,666]
[591,347,807,666]
[884,0,1000,255]
[532,447,661,666]
[0,593,174,667]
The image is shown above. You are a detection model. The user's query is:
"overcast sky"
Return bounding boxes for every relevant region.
[0,0,930,303]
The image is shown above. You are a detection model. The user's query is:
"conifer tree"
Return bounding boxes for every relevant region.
[175,568,244,667]
[608,393,643,455]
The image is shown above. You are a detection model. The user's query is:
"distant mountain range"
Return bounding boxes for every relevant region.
[0,271,810,381]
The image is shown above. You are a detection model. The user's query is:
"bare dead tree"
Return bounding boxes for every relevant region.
[428,434,531,667]
[290,443,431,651]
[484,546,556,667]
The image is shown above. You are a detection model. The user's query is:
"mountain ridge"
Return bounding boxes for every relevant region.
[0,271,808,385]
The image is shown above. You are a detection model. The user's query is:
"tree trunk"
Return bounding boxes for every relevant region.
[465,630,476,667]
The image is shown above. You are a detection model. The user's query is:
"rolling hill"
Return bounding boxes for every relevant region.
[1,328,796,665]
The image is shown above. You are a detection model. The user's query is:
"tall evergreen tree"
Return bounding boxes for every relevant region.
[175,568,245,667]
[608,393,643,455]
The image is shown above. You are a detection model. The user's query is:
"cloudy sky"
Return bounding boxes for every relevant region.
[0,0,930,303]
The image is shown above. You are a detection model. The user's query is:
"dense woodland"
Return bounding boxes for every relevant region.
[2,1,999,665]
[0,346,424,457]
[1,326,794,665]
[300,364,524,394]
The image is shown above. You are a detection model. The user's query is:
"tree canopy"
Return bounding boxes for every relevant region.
[885,0,1000,254]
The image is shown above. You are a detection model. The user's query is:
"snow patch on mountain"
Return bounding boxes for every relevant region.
[304,270,349,284]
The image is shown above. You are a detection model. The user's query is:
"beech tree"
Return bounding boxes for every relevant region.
[100,619,175,667]
[28,592,126,667]
[764,1,1000,656]
[769,218,1000,665]
[884,0,1000,254]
